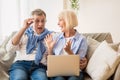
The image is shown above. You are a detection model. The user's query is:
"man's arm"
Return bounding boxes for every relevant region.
[12,18,33,45]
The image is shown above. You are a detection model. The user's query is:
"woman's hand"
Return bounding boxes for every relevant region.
[44,34,56,54]
[64,40,73,55]
[80,57,88,70]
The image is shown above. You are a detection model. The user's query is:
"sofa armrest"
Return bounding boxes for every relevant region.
[114,63,120,80]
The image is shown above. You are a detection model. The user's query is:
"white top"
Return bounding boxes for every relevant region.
[6,34,47,65]
[61,36,74,55]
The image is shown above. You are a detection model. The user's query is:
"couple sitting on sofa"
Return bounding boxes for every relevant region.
[7,8,88,80]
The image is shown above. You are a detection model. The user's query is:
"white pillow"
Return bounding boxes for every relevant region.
[87,37,120,60]
[86,41,120,80]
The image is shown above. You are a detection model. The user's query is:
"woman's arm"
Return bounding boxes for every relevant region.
[78,37,88,70]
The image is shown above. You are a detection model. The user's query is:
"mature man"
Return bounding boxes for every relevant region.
[7,9,50,80]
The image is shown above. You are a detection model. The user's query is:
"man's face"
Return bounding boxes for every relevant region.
[32,14,46,34]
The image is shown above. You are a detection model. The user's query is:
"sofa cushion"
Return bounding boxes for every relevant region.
[0,60,9,80]
[86,41,120,80]
[82,32,113,43]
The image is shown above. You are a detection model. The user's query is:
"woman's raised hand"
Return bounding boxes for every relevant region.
[44,34,56,54]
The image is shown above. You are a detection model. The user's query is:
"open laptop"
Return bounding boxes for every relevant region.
[47,55,80,77]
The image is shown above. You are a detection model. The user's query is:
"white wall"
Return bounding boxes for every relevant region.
[0,0,20,44]
[78,0,120,42]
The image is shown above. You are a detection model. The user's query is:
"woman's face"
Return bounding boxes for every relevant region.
[58,18,66,32]
[32,14,46,34]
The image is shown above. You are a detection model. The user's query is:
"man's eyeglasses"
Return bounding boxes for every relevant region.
[34,19,46,23]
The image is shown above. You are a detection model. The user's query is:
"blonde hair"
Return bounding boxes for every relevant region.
[58,9,78,29]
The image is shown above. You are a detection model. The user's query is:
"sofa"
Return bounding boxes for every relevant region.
[0,31,120,80]
[82,33,120,80]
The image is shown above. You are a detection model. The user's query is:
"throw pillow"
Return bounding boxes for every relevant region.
[0,36,9,59]
[87,37,120,60]
[87,37,100,60]
[86,41,120,80]
[0,48,6,59]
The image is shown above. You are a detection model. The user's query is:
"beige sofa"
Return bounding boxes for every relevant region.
[0,32,120,80]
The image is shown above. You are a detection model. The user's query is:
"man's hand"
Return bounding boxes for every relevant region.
[23,18,34,29]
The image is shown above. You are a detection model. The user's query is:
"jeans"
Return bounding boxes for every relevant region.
[9,60,48,80]
[49,71,85,80]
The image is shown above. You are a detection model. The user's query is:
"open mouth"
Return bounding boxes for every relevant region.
[37,27,42,30]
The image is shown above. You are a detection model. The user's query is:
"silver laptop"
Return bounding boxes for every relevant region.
[47,55,80,77]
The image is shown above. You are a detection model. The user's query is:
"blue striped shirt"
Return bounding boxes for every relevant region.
[53,31,88,58]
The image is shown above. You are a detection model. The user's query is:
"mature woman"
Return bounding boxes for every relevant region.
[45,10,88,80]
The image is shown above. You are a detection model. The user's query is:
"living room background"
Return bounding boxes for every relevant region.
[0,0,120,44]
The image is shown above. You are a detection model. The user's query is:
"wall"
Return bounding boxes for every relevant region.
[78,0,120,42]
[0,1,2,44]
[0,0,20,38]
[0,0,120,43]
